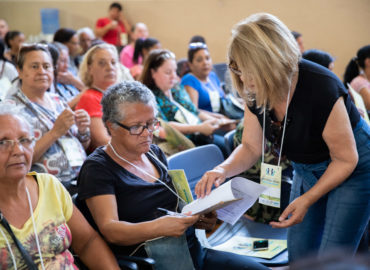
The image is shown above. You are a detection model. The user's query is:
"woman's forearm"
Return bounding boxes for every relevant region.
[218,143,261,178]
[33,130,59,162]
[168,121,202,134]
[99,219,164,246]
[78,233,120,270]
[302,158,358,206]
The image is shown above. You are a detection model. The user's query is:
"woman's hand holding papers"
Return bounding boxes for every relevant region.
[157,214,199,237]
[194,211,217,231]
[195,166,227,198]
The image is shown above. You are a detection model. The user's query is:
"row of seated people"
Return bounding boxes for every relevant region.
[1,41,240,194]
[0,11,369,268]
[2,39,369,208]
[2,34,369,191]
[0,85,269,269]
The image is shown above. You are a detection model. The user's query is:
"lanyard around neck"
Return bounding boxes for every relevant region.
[262,86,291,166]
[108,143,185,203]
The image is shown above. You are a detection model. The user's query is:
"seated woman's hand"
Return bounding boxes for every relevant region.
[52,108,75,138]
[57,70,77,85]
[158,214,199,237]
[195,166,227,198]
[75,109,91,134]
[199,119,219,136]
[194,211,217,231]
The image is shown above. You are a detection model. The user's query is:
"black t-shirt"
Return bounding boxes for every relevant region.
[77,145,178,256]
[249,59,360,164]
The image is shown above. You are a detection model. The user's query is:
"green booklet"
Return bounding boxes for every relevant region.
[168,169,193,204]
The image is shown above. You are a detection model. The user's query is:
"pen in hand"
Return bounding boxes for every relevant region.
[157,207,189,217]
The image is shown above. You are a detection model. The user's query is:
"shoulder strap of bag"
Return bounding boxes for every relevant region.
[0,210,38,270]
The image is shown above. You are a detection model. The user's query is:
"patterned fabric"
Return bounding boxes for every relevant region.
[234,121,292,223]
[55,83,80,104]
[152,84,199,122]
[153,119,195,157]
[5,88,86,182]
[0,172,75,269]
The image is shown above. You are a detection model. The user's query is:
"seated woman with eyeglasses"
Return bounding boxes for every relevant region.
[0,104,119,269]
[77,81,269,270]
[181,42,226,117]
[140,49,231,155]
[4,43,91,192]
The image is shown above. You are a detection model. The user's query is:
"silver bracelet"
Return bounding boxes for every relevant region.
[77,129,90,143]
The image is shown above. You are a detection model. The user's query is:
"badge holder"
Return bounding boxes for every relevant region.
[259,87,291,208]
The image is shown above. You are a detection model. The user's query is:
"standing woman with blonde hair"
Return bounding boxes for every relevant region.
[196,13,370,262]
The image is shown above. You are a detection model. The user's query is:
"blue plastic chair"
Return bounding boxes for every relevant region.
[167,144,289,266]
[168,144,224,198]
[213,63,227,83]
[224,129,236,157]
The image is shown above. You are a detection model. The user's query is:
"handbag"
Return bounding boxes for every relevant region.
[190,133,214,146]
[144,234,195,270]
[220,97,244,119]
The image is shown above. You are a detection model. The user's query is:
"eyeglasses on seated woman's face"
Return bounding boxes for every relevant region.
[0,137,35,152]
[114,119,160,135]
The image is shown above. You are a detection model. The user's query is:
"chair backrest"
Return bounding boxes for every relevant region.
[224,129,236,157]
[213,63,227,83]
[167,144,224,196]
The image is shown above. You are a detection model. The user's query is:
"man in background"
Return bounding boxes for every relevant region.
[95,2,131,48]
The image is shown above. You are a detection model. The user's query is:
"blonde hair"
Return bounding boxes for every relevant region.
[78,43,120,87]
[228,13,300,109]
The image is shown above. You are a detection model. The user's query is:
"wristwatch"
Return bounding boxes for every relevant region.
[77,129,90,143]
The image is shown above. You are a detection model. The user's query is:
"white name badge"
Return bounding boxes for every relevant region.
[208,89,221,113]
[120,33,128,46]
[59,138,85,167]
[258,162,281,208]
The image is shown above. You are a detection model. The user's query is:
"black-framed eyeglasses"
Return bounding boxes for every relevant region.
[114,119,160,135]
[188,42,208,50]
[228,61,242,76]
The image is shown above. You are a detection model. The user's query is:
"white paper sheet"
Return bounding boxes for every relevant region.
[181,177,266,225]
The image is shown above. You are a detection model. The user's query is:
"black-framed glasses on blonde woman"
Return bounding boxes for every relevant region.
[228,60,242,76]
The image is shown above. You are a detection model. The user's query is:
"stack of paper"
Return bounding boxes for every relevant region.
[181,177,266,225]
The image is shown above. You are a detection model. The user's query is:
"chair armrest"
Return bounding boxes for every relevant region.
[116,255,155,268]
[117,259,138,270]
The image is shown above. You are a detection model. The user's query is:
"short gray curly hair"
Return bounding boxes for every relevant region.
[0,103,34,134]
[101,81,158,129]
